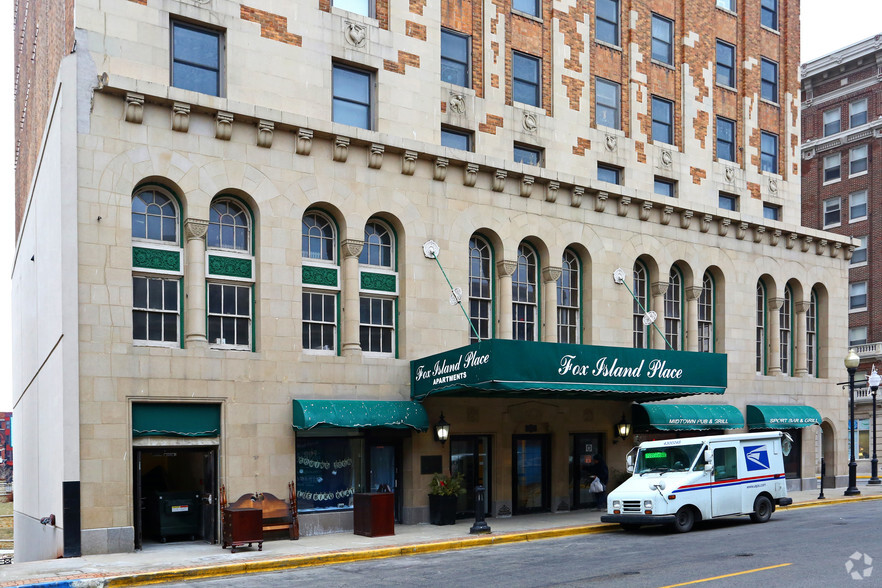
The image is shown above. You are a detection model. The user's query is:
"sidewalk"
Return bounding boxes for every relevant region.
[3,484,882,588]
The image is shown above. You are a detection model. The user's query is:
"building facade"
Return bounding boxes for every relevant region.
[14,0,852,561]
[801,34,882,475]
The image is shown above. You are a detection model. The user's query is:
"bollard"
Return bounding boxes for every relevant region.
[818,457,825,500]
[469,485,491,534]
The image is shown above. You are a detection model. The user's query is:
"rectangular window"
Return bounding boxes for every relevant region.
[512,0,539,17]
[850,98,868,127]
[512,52,541,107]
[171,21,223,97]
[333,0,371,16]
[207,283,251,348]
[850,190,868,221]
[763,204,780,221]
[849,326,868,346]
[716,0,735,11]
[651,15,673,65]
[133,276,179,343]
[761,0,777,29]
[333,64,372,130]
[719,193,738,211]
[761,58,778,103]
[852,236,868,266]
[850,145,868,176]
[654,178,675,198]
[760,131,778,173]
[850,281,868,310]
[823,197,841,228]
[823,108,841,136]
[441,29,470,87]
[806,297,816,376]
[651,96,674,145]
[595,77,621,129]
[360,296,394,354]
[441,127,472,151]
[302,292,336,352]
[598,164,621,185]
[595,0,619,45]
[823,154,841,183]
[716,116,735,161]
[296,436,364,512]
[716,40,735,87]
[514,144,543,166]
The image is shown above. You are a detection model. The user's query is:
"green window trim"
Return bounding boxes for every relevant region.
[303,265,339,288]
[360,271,397,293]
[133,181,185,248]
[132,247,181,272]
[208,255,253,279]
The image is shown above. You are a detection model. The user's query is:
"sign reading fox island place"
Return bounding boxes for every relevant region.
[410,340,727,402]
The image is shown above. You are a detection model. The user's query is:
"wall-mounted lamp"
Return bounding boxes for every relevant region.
[615,414,631,442]
[434,413,450,446]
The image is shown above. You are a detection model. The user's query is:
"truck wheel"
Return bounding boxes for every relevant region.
[750,495,772,523]
[672,507,694,533]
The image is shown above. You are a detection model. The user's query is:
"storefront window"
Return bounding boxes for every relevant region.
[850,419,870,460]
[296,436,365,511]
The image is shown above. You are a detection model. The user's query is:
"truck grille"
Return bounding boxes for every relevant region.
[622,500,641,513]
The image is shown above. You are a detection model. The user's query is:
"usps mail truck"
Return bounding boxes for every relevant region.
[601,431,793,533]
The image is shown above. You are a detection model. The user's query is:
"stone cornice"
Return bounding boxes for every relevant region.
[801,34,882,79]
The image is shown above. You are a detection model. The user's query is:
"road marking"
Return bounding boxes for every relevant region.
[657,563,792,587]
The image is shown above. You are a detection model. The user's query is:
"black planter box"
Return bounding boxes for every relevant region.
[429,494,457,525]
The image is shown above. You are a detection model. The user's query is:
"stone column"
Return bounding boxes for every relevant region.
[184,219,209,347]
[685,286,703,352]
[497,260,517,340]
[341,239,364,356]
[767,297,784,376]
[794,300,811,377]
[542,267,562,343]
[650,281,669,350]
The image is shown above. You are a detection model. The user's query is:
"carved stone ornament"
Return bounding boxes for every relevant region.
[605,134,617,151]
[724,166,735,182]
[680,210,693,230]
[736,222,748,240]
[542,266,562,283]
[523,113,538,133]
[448,93,466,115]
[640,202,652,221]
[660,150,672,167]
[786,232,798,249]
[464,163,478,187]
[257,120,274,149]
[617,196,631,217]
[341,238,365,259]
[594,191,608,213]
[768,178,778,194]
[661,206,673,226]
[520,175,534,198]
[753,226,765,243]
[368,144,384,169]
[493,170,507,192]
[216,111,233,141]
[802,236,812,253]
[770,229,781,247]
[172,102,190,133]
[571,186,584,208]
[832,242,842,258]
[802,148,815,160]
[434,157,448,181]
[296,129,313,155]
[700,214,712,233]
[718,218,730,237]
[846,244,855,261]
[344,22,367,47]
[184,218,209,241]
[333,136,350,163]
[816,239,827,255]
[498,260,518,277]
[125,92,144,124]
[402,150,418,176]
[545,181,559,203]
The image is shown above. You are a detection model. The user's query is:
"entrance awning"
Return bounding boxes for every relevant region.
[132,403,221,437]
[292,399,429,431]
[746,405,822,429]
[633,403,744,431]
[411,340,727,402]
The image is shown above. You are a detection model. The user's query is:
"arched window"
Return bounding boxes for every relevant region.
[697,272,714,353]
[756,281,767,374]
[207,199,250,251]
[807,290,818,377]
[557,250,580,344]
[513,243,538,341]
[664,268,683,350]
[359,219,397,356]
[468,236,492,342]
[633,261,649,349]
[301,211,339,353]
[780,287,792,375]
[132,188,178,243]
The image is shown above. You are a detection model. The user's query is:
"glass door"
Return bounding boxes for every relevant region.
[450,435,491,519]
[512,435,550,514]
[368,442,401,521]
[571,434,602,510]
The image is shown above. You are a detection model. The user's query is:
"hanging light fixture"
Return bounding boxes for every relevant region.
[434,413,450,446]
[616,413,631,441]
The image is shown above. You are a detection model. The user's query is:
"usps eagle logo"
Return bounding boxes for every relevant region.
[744,445,770,471]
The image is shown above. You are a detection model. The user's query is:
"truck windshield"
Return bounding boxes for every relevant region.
[635,444,704,475]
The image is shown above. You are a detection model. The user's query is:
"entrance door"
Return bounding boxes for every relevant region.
[710,444,742,516]
[201,450,218,543]
[512,435,550,514]
[134,451,143,550]
[450,435,491,519]
[368,442,401,522]
[571,433,602,510]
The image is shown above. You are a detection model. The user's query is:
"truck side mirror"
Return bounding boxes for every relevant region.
[704,462,713,472]
[626,454,634,473]
[704,449,713,463]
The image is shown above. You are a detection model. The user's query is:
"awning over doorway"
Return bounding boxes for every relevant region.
[410,340,727,402]
[291,399,429,431]
[746,405,822,429]
[132,403,221,437]
[633,403,744,431]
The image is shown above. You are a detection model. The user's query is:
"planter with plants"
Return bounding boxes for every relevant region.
[428,472,465,525]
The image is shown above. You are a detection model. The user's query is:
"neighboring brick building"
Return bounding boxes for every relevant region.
[14,0,852,561]
[801,34,882,474]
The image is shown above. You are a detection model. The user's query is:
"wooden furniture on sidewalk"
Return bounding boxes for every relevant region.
[353,492,395,538]
[221,507,262,553]
[220,482,299,552]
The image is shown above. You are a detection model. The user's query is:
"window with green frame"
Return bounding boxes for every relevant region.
[779,286,792,375]
[468,235,493,342]
[756,280,767,374]
[633,261,649,349]
[664,267,683,350]
[697,272,714,353]
[513,242,539,341]
[806,290,818,377]
[557,249,580,344]
[302,210,339,354]
[358,219,397,357]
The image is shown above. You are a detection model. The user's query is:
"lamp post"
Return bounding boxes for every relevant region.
[845,349,861,496]
[868,366,881,485]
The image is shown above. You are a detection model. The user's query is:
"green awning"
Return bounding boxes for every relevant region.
[747,405,822,429]
[132,403,220,437]
[633,403,744,431]
[292,400,429,431]
[411,340,727,402]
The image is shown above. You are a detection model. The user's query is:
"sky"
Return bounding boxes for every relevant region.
[0,1,879,412]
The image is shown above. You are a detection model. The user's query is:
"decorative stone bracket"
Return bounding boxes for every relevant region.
[802,236,812,253]
[594,191,608,213]
[257,120,274,149]
[718,218,730,237]
[368,144,384,169]
[520,175,534,198]
[125,92,144,124]
[640,202,652,221]
[296,129,313,155]
[172,102,190,133]
[493,170,507,192]
[736,222,748,240]
[333,136,350,163]
[617,196,630,217]
[216,112,233,141]
[700,214,712,233]
[434,157,448,181]
[545,181,559,203]
[571,186,584,208]
[464,163,478,187]
[401,150,417,175]
[680,210,693,230]
[661,206,673,226]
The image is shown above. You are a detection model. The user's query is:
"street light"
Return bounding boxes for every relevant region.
[434,413,450,446]
[845,349,861,496]
[868,366,881,485]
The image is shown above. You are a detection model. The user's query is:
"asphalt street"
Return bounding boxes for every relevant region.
[156,501,882,587]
